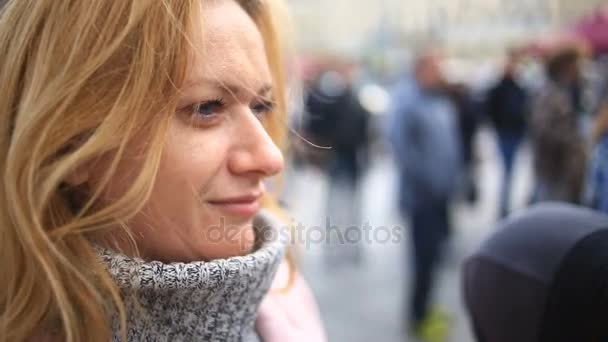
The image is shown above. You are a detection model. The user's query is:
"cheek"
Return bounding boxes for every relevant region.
[142,121,230,220]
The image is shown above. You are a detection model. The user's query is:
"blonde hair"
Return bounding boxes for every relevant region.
[0,0,289,341]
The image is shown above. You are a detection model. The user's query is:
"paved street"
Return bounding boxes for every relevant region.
[283,127,534,342]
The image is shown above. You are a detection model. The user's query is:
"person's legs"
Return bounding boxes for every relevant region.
[498,132,521,217]
[436,199,451,243]
[410,199,449,323]
[411,209,436,323]
[325,151,362,265]
[409,198,451,342]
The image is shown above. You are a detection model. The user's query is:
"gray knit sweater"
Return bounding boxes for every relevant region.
[98,211,287,342]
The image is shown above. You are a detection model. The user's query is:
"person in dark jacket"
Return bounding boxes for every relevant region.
[486,49,529,217]
[305,62,370,264]
[305,65,370,187]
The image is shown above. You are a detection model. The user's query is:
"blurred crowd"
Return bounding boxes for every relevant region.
[290,8,608,341]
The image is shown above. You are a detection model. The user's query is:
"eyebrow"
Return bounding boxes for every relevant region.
[184,78,273,97]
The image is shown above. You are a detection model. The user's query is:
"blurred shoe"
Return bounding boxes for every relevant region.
[411,309,452,342]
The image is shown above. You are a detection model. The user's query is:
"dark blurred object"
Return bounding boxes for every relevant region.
[530,47,587,204]
[463,203,608,342]
[485,50,529,217]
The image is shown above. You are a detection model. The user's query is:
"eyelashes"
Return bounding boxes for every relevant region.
[192,98,226,118]
[250,99,275,116]
[186,97,275,127]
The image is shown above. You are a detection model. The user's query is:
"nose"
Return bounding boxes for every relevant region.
[227,109,284,178]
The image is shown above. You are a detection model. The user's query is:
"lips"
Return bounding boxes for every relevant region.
[207,193,262,217]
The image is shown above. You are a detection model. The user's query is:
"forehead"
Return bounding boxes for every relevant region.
[185,0,271,90]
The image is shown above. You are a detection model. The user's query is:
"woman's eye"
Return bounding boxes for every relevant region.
[183,98,273,127]
[193,99,225,118]
[251,100,275,117]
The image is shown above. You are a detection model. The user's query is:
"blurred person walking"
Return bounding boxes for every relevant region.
[305,63,370,193]
[486,49,529,217]
[530,48,588,204]
[304,61,371,264]
[389,52,462,342]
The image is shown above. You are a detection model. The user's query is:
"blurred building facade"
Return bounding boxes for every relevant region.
[288,0,606,57]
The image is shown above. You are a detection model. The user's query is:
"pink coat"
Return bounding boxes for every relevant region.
[256,261,327,342]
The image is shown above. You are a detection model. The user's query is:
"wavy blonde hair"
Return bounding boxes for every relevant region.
[0,0,289,341]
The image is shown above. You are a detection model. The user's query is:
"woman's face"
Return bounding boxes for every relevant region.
[95,0,284,262]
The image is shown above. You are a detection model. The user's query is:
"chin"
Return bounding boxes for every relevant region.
[199,218,257,260]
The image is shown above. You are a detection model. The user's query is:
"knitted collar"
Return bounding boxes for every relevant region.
[98,210,287,341]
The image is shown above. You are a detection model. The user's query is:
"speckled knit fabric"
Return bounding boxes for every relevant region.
[98,210,287,342]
